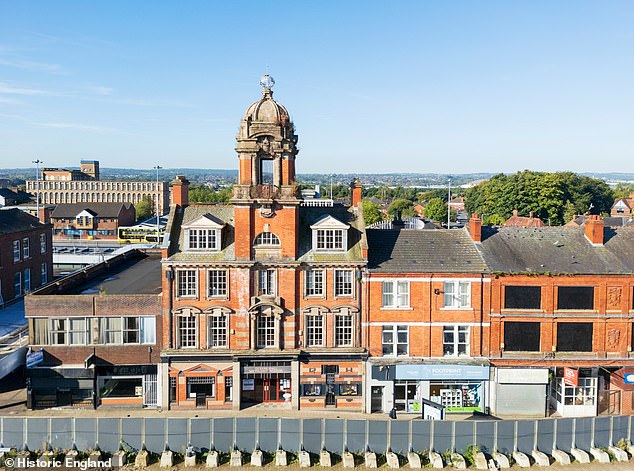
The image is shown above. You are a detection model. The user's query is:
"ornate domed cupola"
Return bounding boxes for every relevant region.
[233,75,299,202]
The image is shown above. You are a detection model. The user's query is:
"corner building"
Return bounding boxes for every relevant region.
[160,77,367,410]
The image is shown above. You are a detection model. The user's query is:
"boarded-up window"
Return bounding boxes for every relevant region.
[504,322,540,351]
[557,322,593,352]
[504,286,541,309]
[557,286,594,310]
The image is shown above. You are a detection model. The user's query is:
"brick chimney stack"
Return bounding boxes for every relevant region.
[38,206,51,224]
[584,214,604,246]
[469,213,482,242]
[350,177,362,209]
[172,175,190,207]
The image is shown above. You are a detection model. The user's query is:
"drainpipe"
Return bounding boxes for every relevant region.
[166,268,174,349]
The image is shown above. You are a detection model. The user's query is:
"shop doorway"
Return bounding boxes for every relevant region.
[394,381,417,412]
[253,378,290,403]
[371,386,384,413]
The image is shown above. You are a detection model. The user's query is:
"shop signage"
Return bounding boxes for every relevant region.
[26,349,44,368]
[243,366,291,374]
[563,367,579,387]
[624,373,634,384]
[242,379,255,390]
[395,364,489,380]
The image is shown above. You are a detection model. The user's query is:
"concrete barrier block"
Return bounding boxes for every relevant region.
[343,451,355,468]
[320,450,332,467]
[608,446,628,462]
[589,448,610,464]
[230,450,242,467]
[112,451,126,468]
[407,451,421,469]
[551,449,570,465]
[488,458,499,470]
[184,454,197,467]
[570,448,590,464]
[451,453,466,469]
[428,451,443,469]
[299,450,311,468]
[206,451,219,468]
[512,451,530,468]
[531,450,550,466]
[275,450,287,466]
[160,450,173,468]
[365,451,377,468]
[493,453,510,469]
[135,450,149,468]
[65,450,79,463]
[387,451,400,468]
[474,452,488,469]
[250,449,263,467]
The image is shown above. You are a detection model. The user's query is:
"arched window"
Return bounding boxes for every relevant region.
[253,232,281,247]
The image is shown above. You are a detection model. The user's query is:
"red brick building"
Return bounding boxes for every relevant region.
[50,202,135,239]
[0,208,52,304]
[160,76,368,411]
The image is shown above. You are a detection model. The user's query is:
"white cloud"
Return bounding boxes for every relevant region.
[0,82,49,95]
[0,58,65,74]
[34,122,113,132]
[87,85,114,96]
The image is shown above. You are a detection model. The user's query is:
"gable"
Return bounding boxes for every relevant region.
[76,209,97,218]
[310,214,350,230]
[182,213,226,229]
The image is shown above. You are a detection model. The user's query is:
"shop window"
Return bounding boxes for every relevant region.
[302,383,323,396]
[225,376,233,402]
[208,314,228,348]
[335,314,353,346]
[338,383,361,396]
[430,382,482,412]
[177,270,197,298]
[382,280,410,308]
[557,322,593,352]
[169,377,177,402]
[557,286,594,310]
[382,325,408,356]
[553,370,596,406]
[253,232,281,246]
[207,270,228,298]
[256,315,275,348]
[504,286,541,309]
[187,377,215,398]
[100,377,142,398]
[443,325,470,356]
[178,315,197,348]
[443,281,470,308]
[305,315,324,347]
[334,270,354,297]
[503,322,540,351]
[256,269,276,296]
[305,269,324,297]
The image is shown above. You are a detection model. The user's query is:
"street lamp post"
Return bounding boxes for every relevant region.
[153,165,162,244]
[32,159,42,221]
[447,178,451,228]
[330,174,334,200]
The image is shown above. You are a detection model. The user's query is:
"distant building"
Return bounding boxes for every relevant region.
[503,209,545,227]
[0,208,53,304]
[50,202,135,240]
[25,160,170,215]
[611,192,634,217]
[0,188,20,207]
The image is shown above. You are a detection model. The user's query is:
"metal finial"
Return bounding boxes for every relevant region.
[260,74,275,91]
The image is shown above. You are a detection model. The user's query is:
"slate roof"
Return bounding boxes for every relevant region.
[568,215,634,228]
[476,226,634,274]
[366,228,487,273]
[0,208,46,235]
[50,202,133,218]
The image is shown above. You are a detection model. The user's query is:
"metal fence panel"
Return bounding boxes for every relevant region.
[516,421,534,454]
[574,417,593,451]
[50,418,72,450]
[75,418,96,451]
[411,420,431,453]
[26,418,48,451]
[280,419,300,453]
[611,415,629,446]
[189,418,211,452]
[536,419,554,454]
[367,420,387,453]
[432,420,453,453]
[166,418,188,453]
[324,419,344,454]
[144,418,165,453]
[474,420,495,455]
[346,420,366,453]
[454,421,474,454]
[495,420,515,454]
[211,418,233,452]
[256,418,278,453]
[593,416,611,448]
[235,418,256,452]
[2,418,23,450]
[121,418,142,451]
[554,418,573,452]
[389,420,409,454]
[302,418,323,454]
[96,418,120,453]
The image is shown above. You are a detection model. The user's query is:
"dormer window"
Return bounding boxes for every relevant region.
[182,213,226,252]
[254,232,280,247]
[310,215,350,252]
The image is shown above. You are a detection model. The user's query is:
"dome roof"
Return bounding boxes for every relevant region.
[243,75,291,126]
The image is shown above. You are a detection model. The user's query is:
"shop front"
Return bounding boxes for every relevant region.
[367,363,489,414]
[490,367,549,417]
[241,360,292,406]
[550,367,598,417]
[96,364,158,407]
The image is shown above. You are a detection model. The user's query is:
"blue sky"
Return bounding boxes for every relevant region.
[1,1,633,174]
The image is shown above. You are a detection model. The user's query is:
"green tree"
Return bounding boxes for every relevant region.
[388,198,415,217]
[135,195,155,222]
[362,200,383,225]
[423,197,447,222]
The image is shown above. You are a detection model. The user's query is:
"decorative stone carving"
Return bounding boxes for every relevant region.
[607,287,622,309]
[607,328,621,349]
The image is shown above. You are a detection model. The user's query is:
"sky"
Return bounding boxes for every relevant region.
[1,1,633,174]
